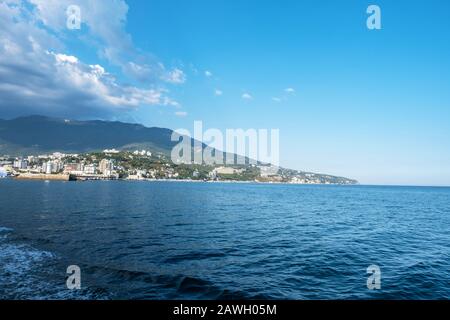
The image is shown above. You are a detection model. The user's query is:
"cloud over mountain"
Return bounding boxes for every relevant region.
[0,0,182,119]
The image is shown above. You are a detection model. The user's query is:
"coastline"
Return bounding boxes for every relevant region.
[4,177,449,188]
[6,174,357,186]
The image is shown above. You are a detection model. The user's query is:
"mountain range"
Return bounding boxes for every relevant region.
[0,115,178,155]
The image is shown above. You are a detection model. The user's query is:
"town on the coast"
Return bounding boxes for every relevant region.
[0,149,357,184]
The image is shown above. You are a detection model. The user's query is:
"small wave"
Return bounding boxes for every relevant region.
[0,226,13,233]
[174,275,272,300]
[164,250,230,263]
[0,227,107,300]
[0,239,54,299]
[79,264,259,299]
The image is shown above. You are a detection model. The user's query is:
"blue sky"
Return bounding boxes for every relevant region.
[1,0,450,185]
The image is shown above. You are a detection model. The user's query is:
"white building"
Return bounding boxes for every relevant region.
[103,149,120,154]
[214,167,243,175]
[83,164,97,175]
[208,170,217,180]
[192,170,200,178]
[27,156,38,164]
[44,161,62,174]
[99,159,114,175]
[259,165,279,177]
[133,150,152,157]
[127,170,147,180]
[13,159,28,170]
[51,152,65,160]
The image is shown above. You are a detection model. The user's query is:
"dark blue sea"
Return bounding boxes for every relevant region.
[0,179,449,299]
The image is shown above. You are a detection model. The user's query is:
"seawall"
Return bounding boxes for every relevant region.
[15,173,72,181]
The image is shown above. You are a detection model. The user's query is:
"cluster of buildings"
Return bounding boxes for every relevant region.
[1,152,119,180]
[1,149,161,181]
[0,150,352,184]
[62,159,116,178]
[208,166,245,179]
[289,176,320,184]
[127,168,179,180]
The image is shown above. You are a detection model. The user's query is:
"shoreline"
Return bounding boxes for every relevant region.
[4,175,357,186]
[3,176,450,188]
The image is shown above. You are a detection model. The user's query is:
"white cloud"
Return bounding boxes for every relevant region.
[242,93,253,100]
[0,0,180,118]
[214,89,223,96]
[163,68,186,84]
[272,97,282,103]
[285,87,295,94]
[55,53,78,64]
[205,70,213,77]
[28,0,184,85]
[175,111,188,117]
